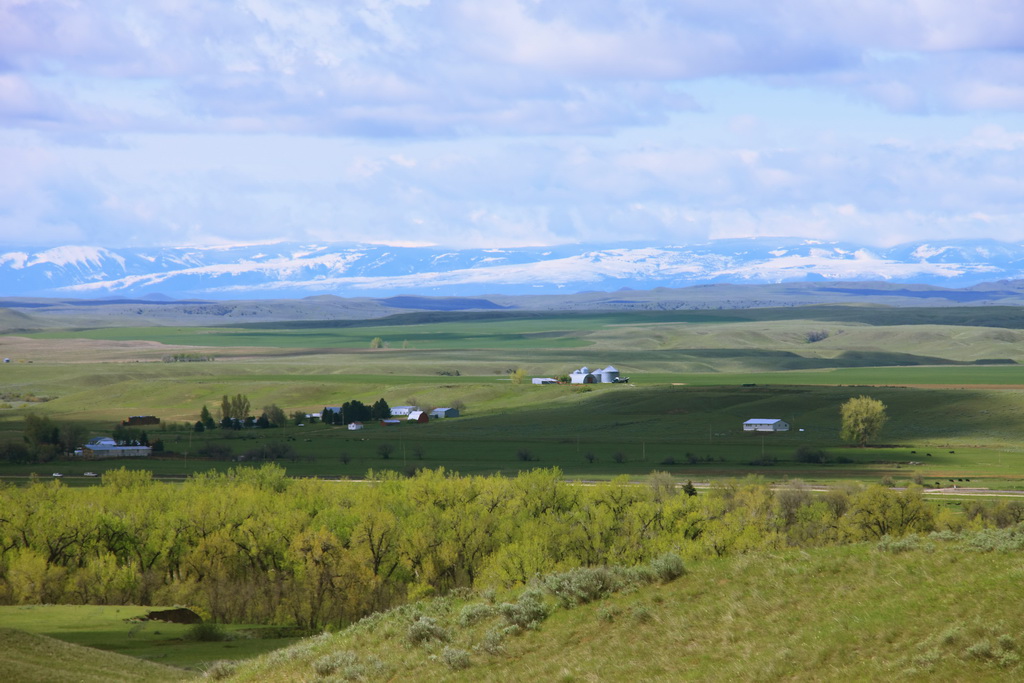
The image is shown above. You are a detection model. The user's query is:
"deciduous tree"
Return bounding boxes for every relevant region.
[840,395,888,447]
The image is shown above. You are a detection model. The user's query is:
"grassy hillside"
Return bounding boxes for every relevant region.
[0,627,191,682]
[226,531,1024,682]
[216,532,1024,679]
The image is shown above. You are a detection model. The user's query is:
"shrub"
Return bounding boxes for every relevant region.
[187,622,230,642]
[313,651,359,677]
[498,588,549,629]
[407,616,449,645]
[794,446,826,463]
[203,660,238,680]
[458,602,498,627]
[476,627,507,655]
[648,553,686,582]
[543,567,624,608]
[877,534,926,554]
[441,646,471,670]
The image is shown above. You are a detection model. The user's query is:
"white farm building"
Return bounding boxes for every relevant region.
[80,437,152,458]
[569,365,621,384]
[743,419,790,432]
[389,406,418,417]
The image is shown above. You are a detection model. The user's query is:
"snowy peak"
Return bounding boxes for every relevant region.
[0,239,1022,300]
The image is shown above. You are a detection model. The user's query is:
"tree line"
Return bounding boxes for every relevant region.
[1,465,1019,631]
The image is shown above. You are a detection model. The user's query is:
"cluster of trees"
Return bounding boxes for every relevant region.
[193,396,291,432]
[0,415,86,464]
[192,395,395,431]
[0,465,1015,630]
[322,398,391,425]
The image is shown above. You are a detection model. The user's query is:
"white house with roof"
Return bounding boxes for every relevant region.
[389,405,418,417]
[743,419,790,432]
[81,437,152,458]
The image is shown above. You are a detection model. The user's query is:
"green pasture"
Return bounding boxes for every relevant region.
[6,305,1024,487]
[4,381,1024,488]
[0,605,299,671]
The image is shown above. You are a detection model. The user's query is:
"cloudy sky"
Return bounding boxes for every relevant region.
[2,0,1023,250]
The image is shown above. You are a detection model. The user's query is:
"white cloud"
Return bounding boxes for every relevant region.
[1,0,1023,252]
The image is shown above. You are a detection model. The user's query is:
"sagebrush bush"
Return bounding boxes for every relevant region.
[476,627,507,655]
[407,616,449,645]
[498,588,549,629]
[648,553,686,582]
[313,650,359,677]
[441,646,472,670]
[877,534,926,553]
[203,660,238,680]
[543,566,625,607]
[458,602,498,627]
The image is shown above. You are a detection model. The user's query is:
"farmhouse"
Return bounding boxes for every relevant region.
[81,437,152,458]
[389,406,418,417]
[743,419,790,432]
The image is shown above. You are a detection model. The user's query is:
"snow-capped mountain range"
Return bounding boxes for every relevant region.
[2,239,1023,300]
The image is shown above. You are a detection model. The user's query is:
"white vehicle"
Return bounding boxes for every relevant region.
[84,472,99,477]
[52,472,63,477]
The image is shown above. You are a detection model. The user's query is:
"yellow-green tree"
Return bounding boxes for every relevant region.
[840,395,888,446]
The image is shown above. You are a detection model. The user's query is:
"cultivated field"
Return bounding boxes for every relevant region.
[3,305,1024,487]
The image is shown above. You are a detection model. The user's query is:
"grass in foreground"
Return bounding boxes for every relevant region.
[0,605,300,672]
[227,530,1024,682]
[0,627,191,683]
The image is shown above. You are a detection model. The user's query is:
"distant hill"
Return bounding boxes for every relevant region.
[7,279,1024,328]
[3,238,1024,300]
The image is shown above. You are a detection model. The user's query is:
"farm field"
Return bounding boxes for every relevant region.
[3,305,1024,487]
